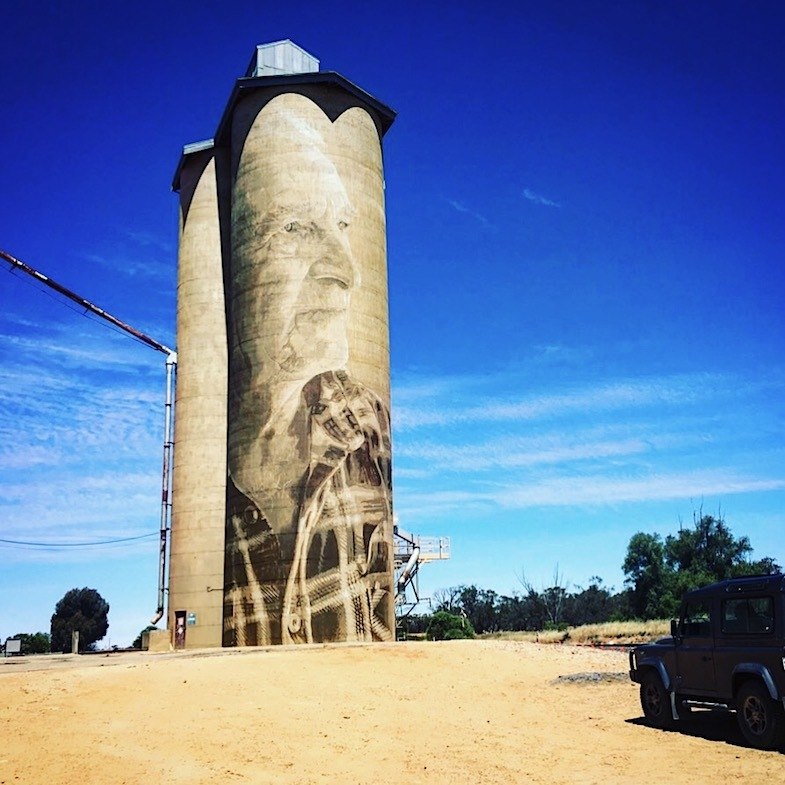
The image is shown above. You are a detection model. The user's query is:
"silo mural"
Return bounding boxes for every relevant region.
[170,41,396,648]
[224,93,393,645]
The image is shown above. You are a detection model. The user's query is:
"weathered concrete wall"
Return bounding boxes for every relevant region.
[168,151,227,648]
[223,92,394,645]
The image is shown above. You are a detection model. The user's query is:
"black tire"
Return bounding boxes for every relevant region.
[736,681,783,750]
[640,671,673,727]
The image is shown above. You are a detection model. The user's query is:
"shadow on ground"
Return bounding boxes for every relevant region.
[626,709,784,754]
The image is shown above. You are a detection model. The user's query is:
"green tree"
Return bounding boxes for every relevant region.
[495,594,529,630]
[132,625,158,649]
[564,578,620,627]
[426,611,475,640]
[50,587,109,653]
[665,514,750,577]
[516,567,569,629]
[4,632,50,654]
[622,532,678,619]
[396,613,431,637]
[457,585,500,634]
[623,514,781,620]
[432,587,462,614]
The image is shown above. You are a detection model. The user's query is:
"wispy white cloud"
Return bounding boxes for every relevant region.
[493,470,785,509]
[0,377,160,469]
[395,469,785,516]
[84,252,174,281]
[447,198,491,227]
[80,228,177,283]
[392,467,433,479]
[0,314,46,330]
[533,344,593,364]
[122,229,174,253]
[400,435,652,472]
[0,445,53,470]
[0,308,166,564]
[394,489,496,518]
[391,364,784,533]
[0,332,160,372]
[0,324,162,471]
[393,373,720,430]
[392,373,479,405]
[397,416,720,468]
[523,188,561,207]
[0,467,161,567]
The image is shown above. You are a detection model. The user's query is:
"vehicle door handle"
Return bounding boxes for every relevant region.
[701,656,712,662]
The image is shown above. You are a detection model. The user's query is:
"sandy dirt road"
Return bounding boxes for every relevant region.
[1,640,782,784]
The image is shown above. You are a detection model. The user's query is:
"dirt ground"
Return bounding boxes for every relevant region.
[1,640,782,784]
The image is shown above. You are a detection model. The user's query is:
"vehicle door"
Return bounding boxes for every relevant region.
[675,598,717,696]
[714,595,778,698]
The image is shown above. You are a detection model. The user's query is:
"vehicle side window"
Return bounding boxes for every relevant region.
[682,600,712,637]
[721,597,774,635]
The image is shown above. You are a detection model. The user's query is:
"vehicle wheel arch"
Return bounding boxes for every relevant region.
[735,679,784,750]
[732,664,779,702]
[637,658,672,692]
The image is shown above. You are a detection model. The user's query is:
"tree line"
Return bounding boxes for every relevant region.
[4,514,779,649]
[402,513,781,636]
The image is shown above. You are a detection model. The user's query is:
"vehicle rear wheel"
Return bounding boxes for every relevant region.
[736,682,783,750]
[640,671,673,727]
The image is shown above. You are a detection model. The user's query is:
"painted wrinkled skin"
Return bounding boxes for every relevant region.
[224,95,393,646]
[229,110,360,526]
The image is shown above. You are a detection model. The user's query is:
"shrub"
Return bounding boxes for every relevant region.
[426,611,475,641]
[444,626,474,640]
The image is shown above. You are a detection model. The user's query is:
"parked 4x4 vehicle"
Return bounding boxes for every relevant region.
[629,574,785,749]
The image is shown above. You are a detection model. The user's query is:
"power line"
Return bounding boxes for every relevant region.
[0,532,158,549]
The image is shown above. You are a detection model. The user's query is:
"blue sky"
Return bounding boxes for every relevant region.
[1,1,783,646]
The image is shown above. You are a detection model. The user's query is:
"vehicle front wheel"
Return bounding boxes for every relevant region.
[640,671,673,727]
[736,682,783,750]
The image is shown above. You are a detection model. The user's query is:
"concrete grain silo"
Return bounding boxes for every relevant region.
[168,142,227,649]
[168,40,396,648]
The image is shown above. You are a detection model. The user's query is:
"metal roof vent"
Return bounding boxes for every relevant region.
[245,40,320,78]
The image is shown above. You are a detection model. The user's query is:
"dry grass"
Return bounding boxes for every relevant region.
[483,619,670,645]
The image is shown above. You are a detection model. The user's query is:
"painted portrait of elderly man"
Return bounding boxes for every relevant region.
[223,93,394,646]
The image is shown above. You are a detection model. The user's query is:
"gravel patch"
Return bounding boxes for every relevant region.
[552,671,628,684]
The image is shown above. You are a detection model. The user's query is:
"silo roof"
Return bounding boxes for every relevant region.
[173,71,396,192]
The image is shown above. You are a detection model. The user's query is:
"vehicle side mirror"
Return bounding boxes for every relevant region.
[670,618,680,638]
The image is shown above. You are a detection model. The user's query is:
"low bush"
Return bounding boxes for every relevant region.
[426,611,476,641]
